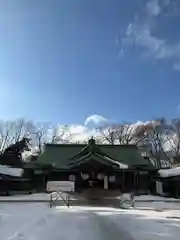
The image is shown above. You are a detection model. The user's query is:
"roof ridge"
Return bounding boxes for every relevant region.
[45,143,137,148]
[69,152,92,165]
[69,153,118,169]
[94,153,120,167]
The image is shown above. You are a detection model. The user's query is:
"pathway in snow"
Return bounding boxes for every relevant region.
[0,203,180,240]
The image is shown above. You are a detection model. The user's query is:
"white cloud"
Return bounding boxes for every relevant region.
[173,62,180,70]
[66,124,91,142]
[49,122,101,143]
[47,124,91,143]
[177,104,180,110]
[68,125,86,135]
[121,0,180,70]
[125,23,165,55]
[146,0,161,16]
[55,117,155,144]
[65,114,109,142]
[33,115,105,144]
[49,115,108,143]
[84,114,108,128]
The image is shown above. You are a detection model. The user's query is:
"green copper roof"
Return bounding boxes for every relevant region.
[37,139,154,170]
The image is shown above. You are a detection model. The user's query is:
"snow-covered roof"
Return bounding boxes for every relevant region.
[103,156,129,169]
[115,161,128,169]
[158,167,180,178]
[0,164,24,177]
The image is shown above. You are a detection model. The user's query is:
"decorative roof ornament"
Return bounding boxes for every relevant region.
[88,137,96,146]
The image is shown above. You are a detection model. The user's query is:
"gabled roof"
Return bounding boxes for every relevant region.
[69,153,120,169]
[68,138,128,169]
[37,138,154,170]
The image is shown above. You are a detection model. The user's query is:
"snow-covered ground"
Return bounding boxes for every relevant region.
[134,194,180,210]
[0,193,51,201]
[1,193,180,210]
[0,164,24,177]
[1,197,180,240]
[0,192,77,201]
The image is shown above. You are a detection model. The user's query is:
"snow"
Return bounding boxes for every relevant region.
[0,164,24,177]
[1,202,180,240]
[107,193,179,202]
[0,193,51,201]
[0,192,78,201]
[105,194,180,210]
[159,167,180,178]
[135,194,180,202]
[1,193,180,211]
[135,195,165,201]
[104,156,129,169]
[116,161,129,169]
[0,193,166,203]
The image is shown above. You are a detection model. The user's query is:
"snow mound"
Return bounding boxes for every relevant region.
[159,167,180,178]
[0,164,24,177]
[135,195,165,201]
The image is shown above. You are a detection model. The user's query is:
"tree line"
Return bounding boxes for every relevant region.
[0,117,180,167]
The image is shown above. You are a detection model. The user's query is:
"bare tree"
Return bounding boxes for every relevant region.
[30,123,48,154]
[94,136,104,144]
[164,118,180,163]
[51,125,73,144]
[97,124,117,144]
[0,119,35,152]
[0,120,9,152]
[115,123,141,145]
[135,119,171,168]
[29,123,74,155]
[97,123,143,145]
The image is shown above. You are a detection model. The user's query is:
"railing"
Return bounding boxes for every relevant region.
[46,181,75,208]
[49,191,70,208]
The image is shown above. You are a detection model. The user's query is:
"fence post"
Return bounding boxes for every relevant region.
[66,194,70,207]
[50,193,52,208]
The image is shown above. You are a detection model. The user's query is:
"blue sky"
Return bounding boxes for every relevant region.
[0,0,180,127]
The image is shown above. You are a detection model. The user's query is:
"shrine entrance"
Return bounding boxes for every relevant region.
[79,171,108,189]
[71,158,115,192]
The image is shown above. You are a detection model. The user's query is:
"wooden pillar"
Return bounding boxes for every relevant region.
[104,175,108,189]
[136,171,139,193]
[133,171,137,193]
[156,181,164,196]
[122,169,125,192]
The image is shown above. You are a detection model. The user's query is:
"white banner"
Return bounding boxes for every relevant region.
[47,181,75,192]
